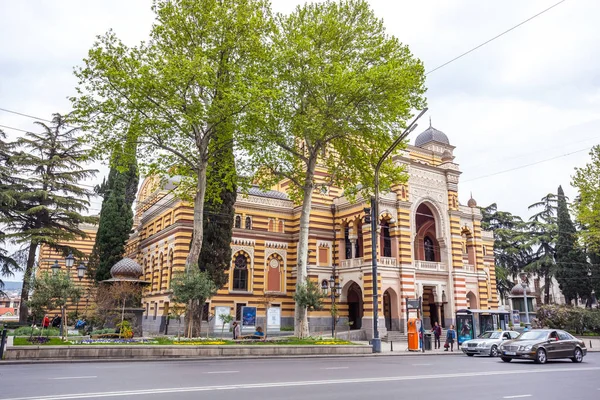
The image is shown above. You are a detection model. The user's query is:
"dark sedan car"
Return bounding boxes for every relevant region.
[498,329,587,364]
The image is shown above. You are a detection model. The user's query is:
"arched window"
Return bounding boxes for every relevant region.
[158,254,164,291]
[167,251,174,290]
[381,220,391,257]
[482,246,487,256]
[344,226,352,259]
[233,254,248,291]
[245,216,252,230]
[278,220,284,233]
[424,236,435,261]
[234,215,241,229]
[356,224,363,257]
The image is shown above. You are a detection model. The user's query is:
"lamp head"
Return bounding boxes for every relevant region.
[65,253,75,268]
[51,260,60,275]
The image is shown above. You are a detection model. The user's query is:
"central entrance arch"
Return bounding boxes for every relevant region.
[347,282,363,330]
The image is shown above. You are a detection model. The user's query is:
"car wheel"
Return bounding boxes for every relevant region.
[466,353,474,357]
[501,357,512,363]
[534,348,547,364]
[490,345,499,357]
[571,348,583,363]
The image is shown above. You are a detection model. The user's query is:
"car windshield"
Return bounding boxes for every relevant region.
[478,332,501,339]
[518,331,548,340]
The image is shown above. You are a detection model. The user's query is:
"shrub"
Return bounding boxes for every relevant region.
[536,305,600,334]
[10,327,61,337]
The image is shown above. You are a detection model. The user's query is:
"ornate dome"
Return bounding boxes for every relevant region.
[105,258,145,283]
[510,283,531,297]
[467,196,478,208]
[415,124,450,147]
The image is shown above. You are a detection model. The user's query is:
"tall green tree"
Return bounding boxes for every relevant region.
[555,185,590,305]
[71,0,272,271]
[572,146,600,298]
[89,133,139,282]
[0,114,97,323]
[480,203,531,299]
[0,130,21,295]
[573,146,600,254]
[525,193,558,304]
[247,0,426,337]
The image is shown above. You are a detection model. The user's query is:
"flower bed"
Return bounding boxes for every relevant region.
[70,338,158,345]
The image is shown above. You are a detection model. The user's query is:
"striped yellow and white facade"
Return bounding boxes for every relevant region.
[130,125,498,337]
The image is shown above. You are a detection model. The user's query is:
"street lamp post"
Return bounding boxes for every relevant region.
[370,108,428,353]
[322,274,342,338]
[520,273,530,328]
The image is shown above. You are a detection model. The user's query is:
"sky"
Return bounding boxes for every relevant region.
[1,0,599,280]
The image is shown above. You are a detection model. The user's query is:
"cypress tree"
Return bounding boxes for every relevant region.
[0,114,97,323]
[197,125,236,290]
[555,185,590,305]
[90,134,139,282]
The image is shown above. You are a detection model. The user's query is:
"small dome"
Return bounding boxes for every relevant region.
[467,197,477,207]
[510,283,531,296]
[441,150,454,162]
[415,125,450,147]
[110,258,143,280]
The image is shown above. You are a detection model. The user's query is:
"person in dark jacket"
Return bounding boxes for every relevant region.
[432,322,442,349]
[445,324,456,352]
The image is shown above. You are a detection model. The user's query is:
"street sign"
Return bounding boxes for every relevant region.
[407,299,420,310]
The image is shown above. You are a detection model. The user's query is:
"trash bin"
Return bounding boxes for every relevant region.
[424,333,432,350]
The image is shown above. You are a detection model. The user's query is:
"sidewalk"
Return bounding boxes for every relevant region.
[353,341,461,355]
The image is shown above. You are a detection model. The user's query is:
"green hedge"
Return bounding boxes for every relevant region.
[534,305,600,335]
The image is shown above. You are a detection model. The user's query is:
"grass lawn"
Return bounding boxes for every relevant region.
[13,337,69,346]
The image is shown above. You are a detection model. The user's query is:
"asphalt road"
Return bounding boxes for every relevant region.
[1,353,599,400]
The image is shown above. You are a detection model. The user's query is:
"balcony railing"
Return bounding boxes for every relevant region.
[340,257,364,269]
[414,260,447,271]
[379,257,397,267]
[462,263,475,272]
[339,257,398,269]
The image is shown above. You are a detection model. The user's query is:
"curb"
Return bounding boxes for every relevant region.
[0,351,465,365]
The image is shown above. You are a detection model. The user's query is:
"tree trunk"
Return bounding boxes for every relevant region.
[185,162,208,270]
[19,243,38,324]
[544,274,551,304]
[294,157,316,338]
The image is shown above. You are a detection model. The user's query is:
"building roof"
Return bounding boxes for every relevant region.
[0,307,16,316]
[241,186,290,200]
[414,125,450,147]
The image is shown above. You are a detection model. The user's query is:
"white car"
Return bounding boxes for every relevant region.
[462,330,521,357]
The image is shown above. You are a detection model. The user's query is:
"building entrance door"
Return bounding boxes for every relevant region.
[347,283,363,330]
[383,291,392,330]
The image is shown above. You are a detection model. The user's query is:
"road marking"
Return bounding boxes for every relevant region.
[322,367,349,370]
[412,364,432,366]
[49,376,97,380]
[204,371,239,374]
[503,396,532,399]
[4,367,598,400]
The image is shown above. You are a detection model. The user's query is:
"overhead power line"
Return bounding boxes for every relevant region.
[426,0,567,75]
[462,146,591,183]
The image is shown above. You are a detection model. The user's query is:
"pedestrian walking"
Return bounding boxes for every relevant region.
[432,322,441,349]
[445,324,456,352]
